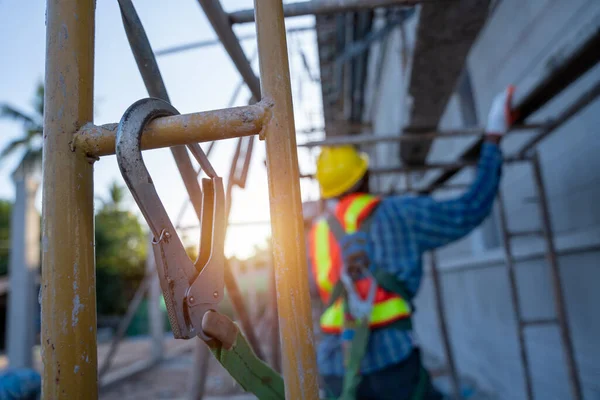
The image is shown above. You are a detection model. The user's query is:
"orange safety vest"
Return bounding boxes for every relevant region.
[308,193,412,334]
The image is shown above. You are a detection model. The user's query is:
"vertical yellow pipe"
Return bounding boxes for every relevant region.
[254,0,319,398]
[42,0,98,398]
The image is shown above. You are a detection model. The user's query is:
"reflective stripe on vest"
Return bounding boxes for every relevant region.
[309,193,412,333]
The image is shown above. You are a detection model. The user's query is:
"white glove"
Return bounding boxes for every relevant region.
[486,85,516,135]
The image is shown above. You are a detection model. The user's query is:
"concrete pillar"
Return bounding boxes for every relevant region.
[6,163,40,368]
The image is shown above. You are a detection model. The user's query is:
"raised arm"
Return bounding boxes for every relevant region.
[403,86,516,251]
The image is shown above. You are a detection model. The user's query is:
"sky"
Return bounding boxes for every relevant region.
[0,0,325,259]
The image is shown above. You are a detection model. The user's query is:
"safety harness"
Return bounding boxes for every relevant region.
[321,206,429,400]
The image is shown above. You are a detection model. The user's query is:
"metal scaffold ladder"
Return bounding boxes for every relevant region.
[497,153,583,400]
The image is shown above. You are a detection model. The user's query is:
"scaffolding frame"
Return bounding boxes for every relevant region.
[40,0,598,399]
[43,0,317,398]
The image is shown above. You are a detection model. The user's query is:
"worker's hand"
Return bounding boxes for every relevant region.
[486,85,518,137]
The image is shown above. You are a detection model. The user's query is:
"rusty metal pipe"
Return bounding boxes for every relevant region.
[72,102,270,157]
[256,0,319,397]
[42,0,98,398]
[297,123,542,148]
[300,156,528,178]
[230,0,428,24]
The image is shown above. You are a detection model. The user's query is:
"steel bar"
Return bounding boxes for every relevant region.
[233,136,254,188]
[297,123,541,147]
[197,0,261,99]
[531,153,583,400]
[517,80,600,158]
[429,251,461,400]
[98,275,152,378]
[74,102,269,157]
[520,318,557,327]
[508,230,543,238]
[335,18,403,68]
[174,142,217,230]
[497,193,534,400]
[378,182,471,197]
[42,0,98,398]
[256,0,319,397]
[230,0,426,24]
[155,25,315,57]
[118,0,204,220]
[300,156,527,178]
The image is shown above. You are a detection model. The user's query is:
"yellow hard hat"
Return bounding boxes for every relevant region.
[316,145,369,199]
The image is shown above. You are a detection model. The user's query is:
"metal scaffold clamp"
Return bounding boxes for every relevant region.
[116,97,225,341]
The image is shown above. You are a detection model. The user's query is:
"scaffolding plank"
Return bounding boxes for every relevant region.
[401,0,491,165]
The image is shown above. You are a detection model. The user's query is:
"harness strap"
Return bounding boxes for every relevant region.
[206,324,285,400]
[321,206,431,400]
[338,321,371,400]
[326,214,347,242]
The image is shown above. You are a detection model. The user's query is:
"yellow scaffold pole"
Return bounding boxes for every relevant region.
[41,0,98,398]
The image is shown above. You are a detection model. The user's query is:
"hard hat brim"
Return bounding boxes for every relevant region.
[320,153,369,199]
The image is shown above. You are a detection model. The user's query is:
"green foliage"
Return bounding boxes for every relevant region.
[95,182,147,315]
[0,200,12,276]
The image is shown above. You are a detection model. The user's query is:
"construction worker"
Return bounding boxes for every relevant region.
[307,87,516,400]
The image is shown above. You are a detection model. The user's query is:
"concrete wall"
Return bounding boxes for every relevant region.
[363,0,600,398]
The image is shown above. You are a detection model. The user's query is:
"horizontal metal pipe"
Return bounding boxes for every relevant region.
[298,123,541,147]
[229,0,427,24]
[508,230,543,238]
[521,318,557,327]
[155,25,315,57]
[300,156,527,177]
[73,101,271,157]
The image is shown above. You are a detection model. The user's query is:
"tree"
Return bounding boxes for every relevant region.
[0,200,12,276]
[0,83,44,168]
[95,181,147,315]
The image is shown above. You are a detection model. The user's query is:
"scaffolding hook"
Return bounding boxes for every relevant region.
[115,97,226,341]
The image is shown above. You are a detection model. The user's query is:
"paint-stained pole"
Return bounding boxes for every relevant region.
[41,0,98,398]
[255,0,320,397]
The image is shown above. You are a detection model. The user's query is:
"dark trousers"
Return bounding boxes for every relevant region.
[322,350,444,400]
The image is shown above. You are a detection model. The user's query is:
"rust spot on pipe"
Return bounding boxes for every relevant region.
[72,101,271,157]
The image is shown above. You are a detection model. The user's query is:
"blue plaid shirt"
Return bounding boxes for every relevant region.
[310,142,503,376]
